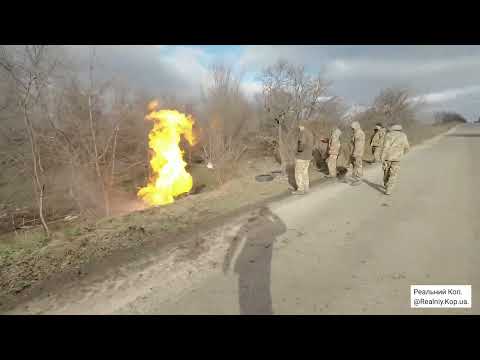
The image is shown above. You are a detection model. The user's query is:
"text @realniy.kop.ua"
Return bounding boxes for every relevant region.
[410,285,471,308]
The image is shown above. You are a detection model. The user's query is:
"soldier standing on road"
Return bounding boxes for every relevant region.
[381,124,410,195]
[292,123,314,195]
[370,123,386,163]
[349,121,365,185]
[322,127,342,178]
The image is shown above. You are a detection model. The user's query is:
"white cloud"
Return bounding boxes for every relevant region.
[62,45,213,99]
[159,46,211,91]
[341,104,369,121]
[237,45,332,71]
[325,56,480,79]
[411,85,480,104]
[241,80,263,98]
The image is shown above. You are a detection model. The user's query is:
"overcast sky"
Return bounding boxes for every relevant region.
[66,45,480,121]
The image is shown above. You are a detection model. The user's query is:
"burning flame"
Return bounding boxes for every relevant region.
[138,101,196,206]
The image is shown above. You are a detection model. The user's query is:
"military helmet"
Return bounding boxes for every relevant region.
[390,124,402,131]
[350,121,360,130]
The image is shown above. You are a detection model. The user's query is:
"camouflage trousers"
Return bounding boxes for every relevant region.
[383,161,401,192]
[295,159,311,192]
[350,156,363,179]
[327,154,338,177]
[372,146,382,163]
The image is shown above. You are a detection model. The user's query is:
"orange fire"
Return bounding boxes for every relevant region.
[138,101,196,206]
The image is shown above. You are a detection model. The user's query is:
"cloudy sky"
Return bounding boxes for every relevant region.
[67,45,480,121]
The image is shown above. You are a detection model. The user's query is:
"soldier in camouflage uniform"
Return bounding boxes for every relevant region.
[325,127,342,178]
[370,123,386,163]
[292,124,314,195]
[349,121,365,185]
[381,124,410,195]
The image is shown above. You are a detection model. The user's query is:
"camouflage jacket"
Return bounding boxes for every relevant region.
[381,130,410,161]
[296,128,314,160]
[351,128,365,158]
[328,129,342,156]
[370,128,386,147]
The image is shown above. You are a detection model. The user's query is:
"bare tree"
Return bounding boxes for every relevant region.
[308,97,346,136]
[261,60,330,175]
[0,45,60,237]
[373,87,422,127]
[199,64,249,184]
[434,111,468,124]
[39,61,118,218]
[78,47,114,216]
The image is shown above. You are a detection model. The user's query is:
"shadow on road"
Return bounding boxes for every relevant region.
[313,149,329,175]
[222,207,287,315]
[286,163,297,190]
[362,179,385,194]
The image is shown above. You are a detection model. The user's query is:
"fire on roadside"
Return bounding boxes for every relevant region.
[137,101,196,206]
